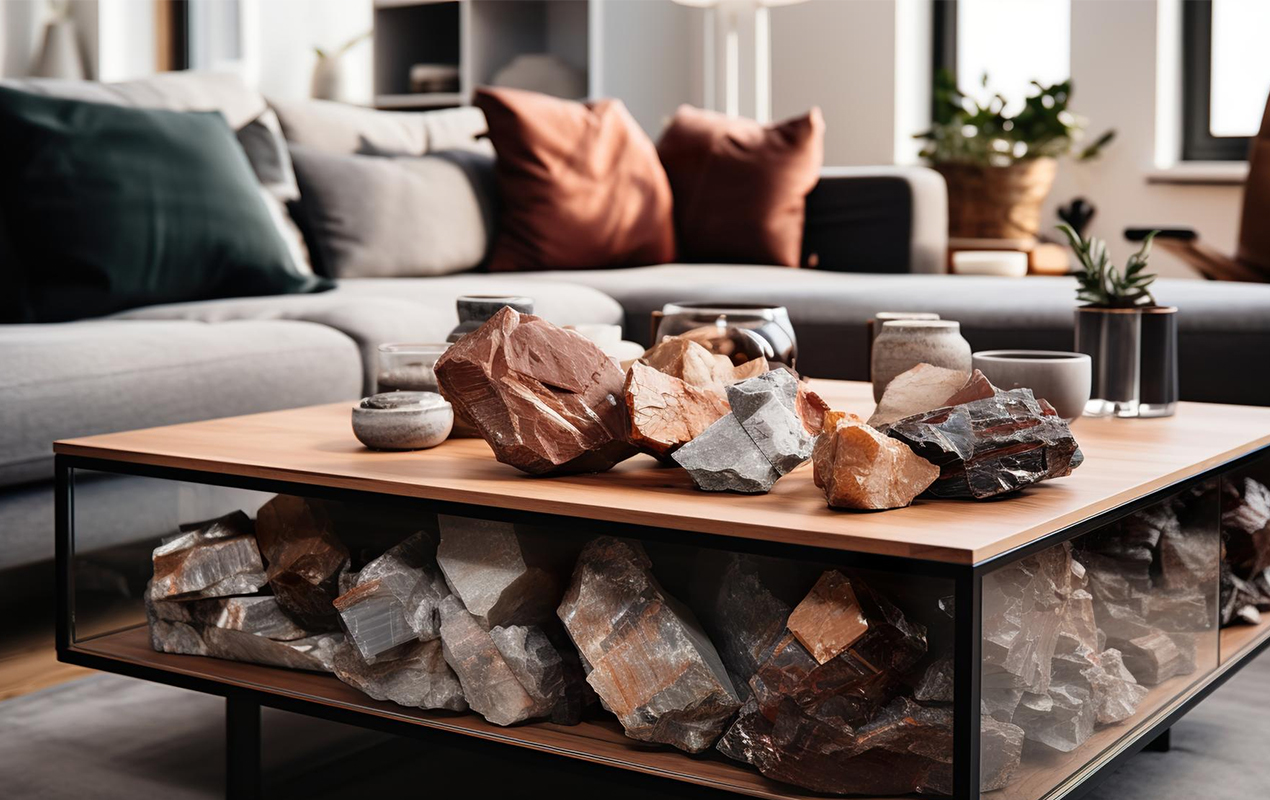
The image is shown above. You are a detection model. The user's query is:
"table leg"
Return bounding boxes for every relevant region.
[226,695,261,800]
[1144,728,1171,753]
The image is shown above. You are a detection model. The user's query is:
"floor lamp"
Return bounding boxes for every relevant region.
[674,0,806,123]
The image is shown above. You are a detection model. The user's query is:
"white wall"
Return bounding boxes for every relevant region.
[1043,0,1243,279]
[251,0,372,103]
[594,0,704,135]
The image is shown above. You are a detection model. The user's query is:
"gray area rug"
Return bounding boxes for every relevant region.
[2,653,1268,799]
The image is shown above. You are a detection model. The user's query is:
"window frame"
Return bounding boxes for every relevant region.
[1181,0,1253,162]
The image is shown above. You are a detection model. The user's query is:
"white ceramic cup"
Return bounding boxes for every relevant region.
[971,350,1092,421]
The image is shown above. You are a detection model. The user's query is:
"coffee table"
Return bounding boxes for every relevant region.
[54,380,1270,800]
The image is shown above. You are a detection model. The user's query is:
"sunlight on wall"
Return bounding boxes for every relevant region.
[1211,0,1270,137]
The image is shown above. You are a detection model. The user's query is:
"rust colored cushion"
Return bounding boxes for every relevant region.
[657,105,825,268]
[474,87,676,272]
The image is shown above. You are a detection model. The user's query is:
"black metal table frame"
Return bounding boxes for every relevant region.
[53,448,1270,800]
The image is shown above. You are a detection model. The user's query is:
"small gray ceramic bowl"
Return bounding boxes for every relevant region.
[972,350,1092,421]
[352,392,454,450]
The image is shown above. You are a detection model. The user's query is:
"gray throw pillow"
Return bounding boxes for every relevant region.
[289,144,497,278]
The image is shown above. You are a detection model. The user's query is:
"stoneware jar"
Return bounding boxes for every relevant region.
[352,392,454,450]
[972,350,1092,421]
[871,320,972,401]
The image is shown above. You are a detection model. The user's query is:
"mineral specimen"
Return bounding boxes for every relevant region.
[254,495,349,630]
[979,716,1025,791]
[623,361,729,458]
[489,624,587,725]
[867,363,969,428]
[886,377,1083,499]
[672,371,813,494]
[914,656,955,703]
[639,336,767,398]
[813,411,939,510]
[433,306,636,475]
[148,511,267,601]
[333,531,450,662]
[785,570,871,664]
[438,595,551,726]
[1085,648,1149,724]
[689,551,795,698]
[557,537,741,752]
[718,571,942,795]
[1117,631,1189,685]
[671,414,780,492]
[145,589,341,672]
[333,639,467,711]
[795,382,830,435]
[436,515,562,628]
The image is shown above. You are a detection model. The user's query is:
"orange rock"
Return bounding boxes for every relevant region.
[624,362,730,458]
[867,363,969,428]
[640,337,768,397]
[795,383,830,435]
[786,570,871,664]
[813,413,939,510]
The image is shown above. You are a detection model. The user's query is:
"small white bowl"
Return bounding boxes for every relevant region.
[972,350,1091,421]
[352,392,453,450]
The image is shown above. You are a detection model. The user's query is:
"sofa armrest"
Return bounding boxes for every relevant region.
[801,166,948,274]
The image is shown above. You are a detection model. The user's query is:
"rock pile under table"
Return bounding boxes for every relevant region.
[145,486,1213,796]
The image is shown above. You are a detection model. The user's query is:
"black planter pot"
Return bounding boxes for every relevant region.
[1074,305,1178,417]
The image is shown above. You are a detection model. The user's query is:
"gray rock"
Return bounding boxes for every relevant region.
[671,414,780,493]
[148,511,267,601]
[914,655,955,703]
[489,624,586,725]
[333,639,467,711]
[145,587,341,672]
[333,531,449,662]
[1084,648,1148,724]
[438,595,548,726]
[557,537,741,753]
[436,515,561,628]
[726,368,798,421]
[980,716,1025,791]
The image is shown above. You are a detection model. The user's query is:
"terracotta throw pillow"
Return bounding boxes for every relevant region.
[657,105,825,267]
[474,87,676,271]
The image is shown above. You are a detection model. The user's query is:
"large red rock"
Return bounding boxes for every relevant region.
[434,307,637,475]
[623,362,729,458]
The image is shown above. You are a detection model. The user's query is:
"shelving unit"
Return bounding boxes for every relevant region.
[372,0,594,111]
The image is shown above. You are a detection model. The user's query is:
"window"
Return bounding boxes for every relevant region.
[1183,0,1270,161]
[933,0,1071,114]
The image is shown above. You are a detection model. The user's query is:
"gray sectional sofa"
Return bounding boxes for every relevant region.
[4,71,1270,571]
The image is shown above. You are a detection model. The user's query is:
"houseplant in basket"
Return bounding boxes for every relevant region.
[918,71,1114,241]
[1059,224,1178,418]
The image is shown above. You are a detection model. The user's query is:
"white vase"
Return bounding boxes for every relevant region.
[871,320,972,401]
[33,17,85,80]
[310,55,348,103]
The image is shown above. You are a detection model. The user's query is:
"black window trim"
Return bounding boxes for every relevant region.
[1182,0,1252,162]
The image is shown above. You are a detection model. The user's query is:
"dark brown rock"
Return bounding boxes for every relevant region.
[886,379,1083,499]
[623,361,729,458]
[255,495,350,630]
[434,307,636,475]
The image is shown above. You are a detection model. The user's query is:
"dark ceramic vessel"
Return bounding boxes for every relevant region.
[448,295,535,343]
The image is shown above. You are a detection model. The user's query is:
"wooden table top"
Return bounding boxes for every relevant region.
[54,380,1270,565]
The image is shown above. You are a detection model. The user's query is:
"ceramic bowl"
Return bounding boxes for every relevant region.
[972,350,1092,421]
[352,392,454,450]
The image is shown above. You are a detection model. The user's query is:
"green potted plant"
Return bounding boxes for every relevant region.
[918,71,1114,241]
[1059,224,1178,418]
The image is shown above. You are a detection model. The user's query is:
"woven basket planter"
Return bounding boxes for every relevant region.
[936,158,1058,240]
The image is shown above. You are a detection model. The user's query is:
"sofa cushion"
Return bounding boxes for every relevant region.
[0,88,328,323]
[112,276,625,393]
[269,98,490,156]
[289,145,496,278]
[530,265,1270,406]
[4,72,310,272]
[657,105,825,268]
[0,320,362,488]
[474,87,676,272]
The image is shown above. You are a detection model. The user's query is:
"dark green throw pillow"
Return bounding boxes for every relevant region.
[0,86,330,323]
